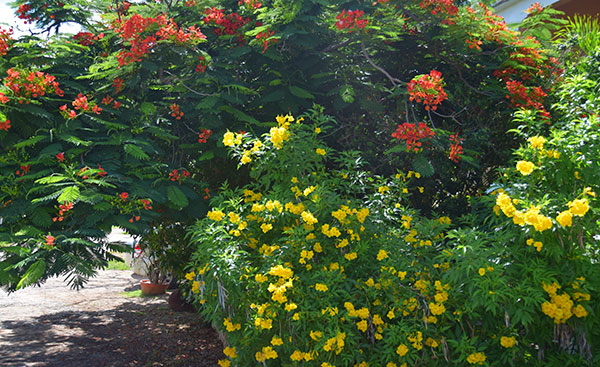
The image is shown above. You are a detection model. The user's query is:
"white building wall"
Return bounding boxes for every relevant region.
[493,0,558,25]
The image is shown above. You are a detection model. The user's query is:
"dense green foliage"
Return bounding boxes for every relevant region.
[185,43,600,366]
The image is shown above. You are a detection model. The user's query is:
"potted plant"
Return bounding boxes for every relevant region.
[138,221,191,296]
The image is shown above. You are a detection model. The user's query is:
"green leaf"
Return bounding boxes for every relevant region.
[412,155,435,177]
[197,151,214,161]
[124,144,150,160]
[195,96,219,110]
[35,175,68,184]
[17,260,46,290]
[57,186,80,203]
[13,135,46,148]
[289,86,315,99]
[167,186,189,209]
[29,207,53,228]
[219,105,260,125]
[61,135,92,147]
[140,102,157,115]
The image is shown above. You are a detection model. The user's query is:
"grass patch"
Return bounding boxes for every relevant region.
[107,259,131,270]
[120,290,144,298]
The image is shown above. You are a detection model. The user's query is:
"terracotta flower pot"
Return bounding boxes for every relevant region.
[140,279,169,296]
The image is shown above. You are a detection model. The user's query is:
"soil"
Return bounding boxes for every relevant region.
[0,269,223,367]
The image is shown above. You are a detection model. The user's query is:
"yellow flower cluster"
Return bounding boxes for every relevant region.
[407,331,423,350]
[315,283,328,292]
[396,343,408,356]
[377,249,388,261]
[429,302,446,315]
[223,317,241,332]
[316,148,326,156]
[222,131,242,147]
[526,238,543,252]
[285,202,306,215]
[268,278,293,303]
[516,160,535,175]
[243,189,263,202]
[500,336,516,348]
[466,352,486,365]
[528,136,545,150]
[299,250,314,265]
[254,317,273,329]
[290,350,315,361]
[270,126,290,149]
[207,209,225,221]
[321,224,342,237]
[541,281,589,323]
[345,302,370,319]
[223,346,237,358]
[301,210,319,225]
[269,265,294,279]
[568,198,590,216]
[496,193,552,232]
[255,346,278,362]
[323,332,346,354]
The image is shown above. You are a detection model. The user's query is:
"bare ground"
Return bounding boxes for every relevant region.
[0,270,222,367]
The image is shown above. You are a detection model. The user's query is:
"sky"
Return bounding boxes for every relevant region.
[0,0,81,37]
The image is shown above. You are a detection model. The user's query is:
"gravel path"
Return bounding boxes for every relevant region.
[0,270,222,367]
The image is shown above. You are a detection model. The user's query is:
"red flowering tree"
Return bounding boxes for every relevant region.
[0,0,566,290]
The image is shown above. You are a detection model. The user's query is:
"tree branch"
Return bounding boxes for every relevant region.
[360,41,403,87]
[162,70,218,97]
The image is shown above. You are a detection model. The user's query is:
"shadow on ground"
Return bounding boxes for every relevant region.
[0,301,222,367]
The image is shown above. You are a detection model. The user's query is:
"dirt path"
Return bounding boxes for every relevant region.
[0,270,222,367]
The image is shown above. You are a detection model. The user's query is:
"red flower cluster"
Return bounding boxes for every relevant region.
[420,0,458,21]
[4,68,64,103]
[129,215,141,223]
[526,2,544,14]
[113,14,206,66]
[17,4,36,24]
[448,133,463,162]
[60,93,101,119]
[141,199,153,210]
[114,1,131,15]
[101,95,121,109]
[45,235,55,246]
[73,32,104,46]
[256,29,276,53]
[203,8,250,36]
[505,79,549,120]
[195,55,208,73]
[407,70,448,111]
[169,169,190,183]
[113,77,124,93]
[0,119,10,131]
[238,0,262,10]
[392,122,435,152]
[186,0,197,7]
[97,164,108,177]
[56,152,65,162]
[53,201,73,222]
[335,10,368,32]
[198,128,212,143]
[203,188,210,200]
[0,92,8,104]
[0,27,12,56]
[120,192,129,201]
[16,164,31,177]
[170,103,183,119]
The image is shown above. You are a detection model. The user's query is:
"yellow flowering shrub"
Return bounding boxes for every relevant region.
[185,103,600,366]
